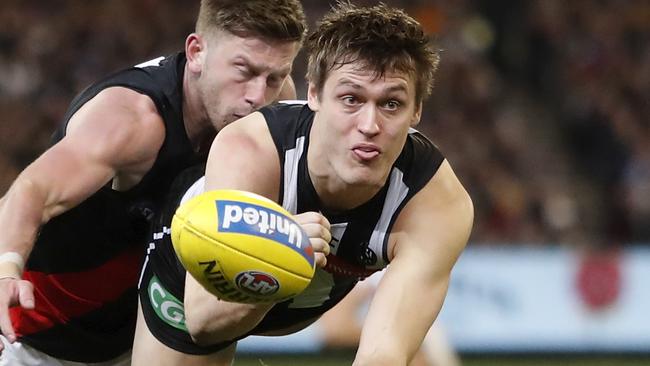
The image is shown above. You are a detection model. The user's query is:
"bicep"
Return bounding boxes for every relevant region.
[23,87,164,217]
[18,141,117,218]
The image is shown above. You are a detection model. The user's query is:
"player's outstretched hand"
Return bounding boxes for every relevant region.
[0,278,34,352]
[293,212,331,268]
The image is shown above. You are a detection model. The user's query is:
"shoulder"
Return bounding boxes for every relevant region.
[205,112,281,199]
[65,87,166,167]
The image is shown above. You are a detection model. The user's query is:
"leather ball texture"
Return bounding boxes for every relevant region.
[171,189,315,304]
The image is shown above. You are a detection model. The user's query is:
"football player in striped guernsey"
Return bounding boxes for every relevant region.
[133,3,473,366]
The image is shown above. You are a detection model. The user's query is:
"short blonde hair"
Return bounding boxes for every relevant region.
[196,0,307,42]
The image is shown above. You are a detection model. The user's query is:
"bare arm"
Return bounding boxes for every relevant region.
[0,87,165,345]
[353,160,474,366]
[184,112,280,345]
[183,112,330,345]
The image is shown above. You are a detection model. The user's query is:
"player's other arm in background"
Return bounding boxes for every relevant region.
[183,112,330,346]
[0,87,165,348]
[353,160,473,366]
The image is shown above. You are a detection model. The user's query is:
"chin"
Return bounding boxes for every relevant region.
[344,171,385,189]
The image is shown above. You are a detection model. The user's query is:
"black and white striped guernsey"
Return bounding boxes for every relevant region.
[252,102,444,331]
[138,102,445,353]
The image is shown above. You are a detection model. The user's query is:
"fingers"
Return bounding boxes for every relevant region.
[294,212,331,250]
[0,279,34,345]
[0,281,16,344]
[294,212,331,241]
[293,212,331,268]
[18,281,34,309]
[314,253,328,268]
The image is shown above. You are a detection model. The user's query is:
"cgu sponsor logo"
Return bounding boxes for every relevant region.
[148,276,188,331]
[216,200,306,250]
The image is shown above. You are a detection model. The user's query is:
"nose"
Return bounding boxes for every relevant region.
[357,105,380,136]
[245,77,267,110]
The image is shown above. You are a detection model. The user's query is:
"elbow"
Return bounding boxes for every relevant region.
[185,303,269,346]
[185,313,232,346]
[187,326,221,347]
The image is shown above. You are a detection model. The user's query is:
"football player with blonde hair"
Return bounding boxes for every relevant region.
[0,1,306,365]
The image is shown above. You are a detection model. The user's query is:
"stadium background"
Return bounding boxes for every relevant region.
[1,0,648,365]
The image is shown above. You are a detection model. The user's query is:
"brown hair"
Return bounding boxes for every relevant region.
[196,0,307,42]
[306,2,440,103]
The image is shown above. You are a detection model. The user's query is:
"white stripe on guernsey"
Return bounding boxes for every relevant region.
[138,242,156,289]
[135,56,164,68]
[282,136,305,214]
[368,168,409,268]
[180,176,206,205]
[277,99,307,105]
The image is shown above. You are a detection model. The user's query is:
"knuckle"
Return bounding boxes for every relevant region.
[322,244,331,255]
[319,227,328,240]
[319,214,331,228]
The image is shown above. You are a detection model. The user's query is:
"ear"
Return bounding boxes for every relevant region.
[411,101,423,126]
[185,33,205,74]
[306,83,320,111]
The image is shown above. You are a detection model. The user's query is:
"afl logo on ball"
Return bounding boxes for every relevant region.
[235,271,280,296]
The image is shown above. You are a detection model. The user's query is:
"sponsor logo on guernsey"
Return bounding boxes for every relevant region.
[148,275,188,331]
[215,200,313,266]
[235,271,280,296]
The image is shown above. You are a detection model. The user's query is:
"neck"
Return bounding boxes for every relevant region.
[182,65,215,154]
[310,171,382,212]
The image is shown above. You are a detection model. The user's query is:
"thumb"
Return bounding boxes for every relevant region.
[17,281,34,309]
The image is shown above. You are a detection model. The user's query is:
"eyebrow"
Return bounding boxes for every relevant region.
[336,78,409,94]
[336,78,363,90]
[234,55,291,77]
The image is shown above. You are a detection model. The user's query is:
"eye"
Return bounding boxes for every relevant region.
[383,100,401,111]
[235,64,253,79]
[267,75,284,88]
[341,95,358,106]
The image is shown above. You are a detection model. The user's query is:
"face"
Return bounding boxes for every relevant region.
[307,63,422,190]
[187,30,300,131]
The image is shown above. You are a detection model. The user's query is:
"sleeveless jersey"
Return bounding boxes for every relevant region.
[138,102,444,354]
[10,53,203,362]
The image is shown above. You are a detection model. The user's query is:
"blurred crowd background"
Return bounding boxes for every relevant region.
[1,0,648,246]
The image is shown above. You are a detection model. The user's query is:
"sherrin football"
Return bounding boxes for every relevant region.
[171,189,315,304]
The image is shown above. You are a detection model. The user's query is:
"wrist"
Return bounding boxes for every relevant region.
[0,252,25,280]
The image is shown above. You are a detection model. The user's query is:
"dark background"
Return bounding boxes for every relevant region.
[1,0,648,246]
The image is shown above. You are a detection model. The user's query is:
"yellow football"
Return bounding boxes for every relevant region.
[171,189,315,304]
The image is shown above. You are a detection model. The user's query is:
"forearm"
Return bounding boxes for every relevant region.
[0,177,50,260]
[186,301,273,345]
[183,274,273,345]
[353,352,408,366]
[353,328,414,366]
